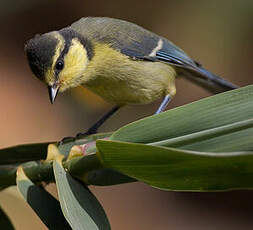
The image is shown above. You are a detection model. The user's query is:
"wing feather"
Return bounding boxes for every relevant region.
[71,17,237,92]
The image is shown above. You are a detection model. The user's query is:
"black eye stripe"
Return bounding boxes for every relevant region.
[54,28,93,79]
[59,28,94,60]
[54,30,72,77]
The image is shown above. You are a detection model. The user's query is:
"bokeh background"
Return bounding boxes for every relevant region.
[0,0,252,229]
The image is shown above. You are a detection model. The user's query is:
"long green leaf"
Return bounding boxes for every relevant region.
[149,118,253,152]
[97,140,253,191]
[53,161,111,230]
[111,86,253,147]
[0,205,14,230]
[16,167,71,230]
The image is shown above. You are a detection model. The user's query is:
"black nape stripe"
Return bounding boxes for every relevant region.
[55,28,93,77]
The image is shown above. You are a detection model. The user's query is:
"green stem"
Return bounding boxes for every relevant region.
[0,155,99,188]
[0,153,134,189]
[0,162,53,188]
[0,143,50,165]
[64,154,103,177]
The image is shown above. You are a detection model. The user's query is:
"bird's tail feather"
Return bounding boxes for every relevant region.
[182,66,238,94]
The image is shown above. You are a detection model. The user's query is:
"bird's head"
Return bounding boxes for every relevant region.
[25,28,93,103]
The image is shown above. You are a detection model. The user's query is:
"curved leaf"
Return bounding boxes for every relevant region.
[97,140,253,191]
[53,161,111,230]
[149,118,253,152]
[111,86,253,147]
[16,167,70,230]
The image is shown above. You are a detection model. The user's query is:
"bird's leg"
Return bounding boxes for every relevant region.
[76,106,120,138]
[155,94,171,114]
[59,106,120,144]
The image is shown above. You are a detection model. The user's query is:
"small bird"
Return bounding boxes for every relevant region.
[25,17,238,140]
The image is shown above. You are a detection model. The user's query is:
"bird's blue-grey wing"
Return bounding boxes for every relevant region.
[71,17,237,92]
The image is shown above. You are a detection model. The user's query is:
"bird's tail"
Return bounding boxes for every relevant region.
[182,66,238,94]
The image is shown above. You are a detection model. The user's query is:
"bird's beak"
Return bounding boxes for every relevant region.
[48,84,59,104]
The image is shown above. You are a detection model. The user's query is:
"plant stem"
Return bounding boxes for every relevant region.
[0,153,134,189]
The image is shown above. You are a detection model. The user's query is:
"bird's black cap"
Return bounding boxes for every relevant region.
[25,34,58,80]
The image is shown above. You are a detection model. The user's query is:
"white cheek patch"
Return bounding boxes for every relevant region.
[149,39,163,57]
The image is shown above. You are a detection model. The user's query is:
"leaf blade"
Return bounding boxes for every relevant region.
[53,160,111,230]
[149,118,253,152]
[16,167,70,230]
[97,140,253,191]
[111,86,253,147]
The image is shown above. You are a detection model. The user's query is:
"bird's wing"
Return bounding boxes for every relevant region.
[123,37,238,92]
[71,17,195,66]
[71,17,237,92]
[122,38,238,92]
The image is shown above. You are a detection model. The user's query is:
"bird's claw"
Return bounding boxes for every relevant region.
[58,131,92,146]
[75,132,88,139]
[58,136,76,146]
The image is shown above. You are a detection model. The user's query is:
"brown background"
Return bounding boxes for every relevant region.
[0,0,252,229]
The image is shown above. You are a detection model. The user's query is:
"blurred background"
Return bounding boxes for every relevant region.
[0,0,252,229]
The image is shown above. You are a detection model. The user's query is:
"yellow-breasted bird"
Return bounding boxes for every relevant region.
[25,17,238,140]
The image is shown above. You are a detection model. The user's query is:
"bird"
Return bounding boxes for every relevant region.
[25,17,238,141]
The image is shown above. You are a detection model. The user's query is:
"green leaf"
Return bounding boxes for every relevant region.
[97,140,253,191]
[0,205,14,230]
[16,167,71,230]
[111,86,253,151]
[149,118,253,152]
[53,160,111,230]
[0,143,49,165]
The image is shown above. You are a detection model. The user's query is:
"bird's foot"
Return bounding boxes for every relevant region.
[58,136,76,146]
[58,130,95,146]
[75,131,90,139]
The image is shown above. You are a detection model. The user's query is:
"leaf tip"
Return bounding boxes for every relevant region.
[16,166,28,182]
[46,144,64,163]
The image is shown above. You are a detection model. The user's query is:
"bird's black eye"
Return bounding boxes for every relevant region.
[55,61,64,71]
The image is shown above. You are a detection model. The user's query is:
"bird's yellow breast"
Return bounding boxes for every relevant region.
[81,43,177,105]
